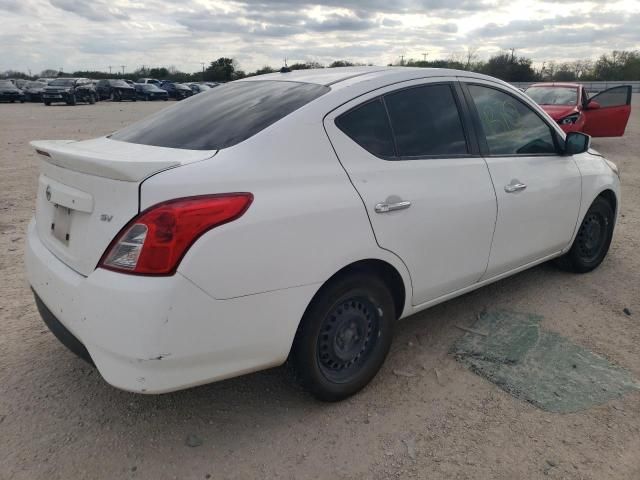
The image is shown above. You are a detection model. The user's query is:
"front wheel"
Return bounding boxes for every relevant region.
[88,93,96,104]
[555,196,615,273]
[290,273,395,401]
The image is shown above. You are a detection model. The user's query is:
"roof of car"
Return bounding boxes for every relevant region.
[529,82,581,88]
[240,66,512,90]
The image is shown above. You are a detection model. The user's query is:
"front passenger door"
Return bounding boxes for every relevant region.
[463,82,581,278]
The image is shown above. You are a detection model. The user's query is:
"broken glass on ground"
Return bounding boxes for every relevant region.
[451,310,639,413]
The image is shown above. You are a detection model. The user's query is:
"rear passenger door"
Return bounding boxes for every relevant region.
[324,78,497,305]
[461,81,581,278]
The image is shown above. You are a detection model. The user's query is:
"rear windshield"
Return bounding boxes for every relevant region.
[111,80,329,150]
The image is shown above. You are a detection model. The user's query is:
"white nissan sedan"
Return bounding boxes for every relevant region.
[25,67,620,401]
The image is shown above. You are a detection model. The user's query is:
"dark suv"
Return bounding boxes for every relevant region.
[42,78,97,106]
[96,79,136,101]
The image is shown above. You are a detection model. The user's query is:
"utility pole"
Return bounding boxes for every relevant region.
[399,55,405,65]
[422,52,427,62]
[108,65,112,74]
[200,62,205,81]
[120,65,126,76]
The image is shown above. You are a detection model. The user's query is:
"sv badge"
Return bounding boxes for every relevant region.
[100,214,114,222]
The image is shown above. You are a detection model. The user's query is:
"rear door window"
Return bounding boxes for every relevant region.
[111,81,329,150]
[384,84,468,157]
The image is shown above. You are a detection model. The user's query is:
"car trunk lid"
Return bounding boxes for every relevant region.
[31,137,216,276]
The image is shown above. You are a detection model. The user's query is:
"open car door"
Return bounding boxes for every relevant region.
[582,85,632,137]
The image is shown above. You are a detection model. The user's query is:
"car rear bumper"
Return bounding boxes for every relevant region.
[25,219,316,393]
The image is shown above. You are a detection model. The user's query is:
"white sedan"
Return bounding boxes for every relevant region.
[25,67,620,401]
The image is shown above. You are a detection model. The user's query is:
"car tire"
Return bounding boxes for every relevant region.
[555,196,615,273]
[290,273,395,402]
[88,93,96,104]
[67,94,76,106]
[44,101,51,106]
[144,95,149,101]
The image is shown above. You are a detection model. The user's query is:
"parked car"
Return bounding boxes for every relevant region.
[22,81,48,102]
[187,83,211,94]
[96,79,136,101]
[159,81,193,100]
[0,80,25,102]
[36,78,55,85]
[26,67,620,401]
[42,78,96,106]
[525,83,632,137]
[137,78,160,85]
[134,83,169,101]
[124,79,135,86]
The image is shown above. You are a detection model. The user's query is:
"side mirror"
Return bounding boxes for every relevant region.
[565,132,591,155]
[587,100,601,110]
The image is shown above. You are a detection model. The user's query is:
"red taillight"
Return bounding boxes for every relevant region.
[99,193,253,275]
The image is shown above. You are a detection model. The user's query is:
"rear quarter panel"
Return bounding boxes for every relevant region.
[139,110,412,304]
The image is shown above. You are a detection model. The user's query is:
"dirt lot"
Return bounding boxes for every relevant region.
[1,98,639,480]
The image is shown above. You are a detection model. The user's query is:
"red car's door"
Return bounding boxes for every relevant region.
[582,86,632,137]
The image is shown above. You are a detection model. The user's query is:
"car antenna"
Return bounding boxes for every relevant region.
[280,58,291,73]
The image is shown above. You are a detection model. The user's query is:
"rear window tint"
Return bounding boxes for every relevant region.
[111,81,329,150]
[384,84,468,157]
[335,99,395,158]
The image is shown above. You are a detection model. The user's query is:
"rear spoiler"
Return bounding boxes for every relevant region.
[30,138,214,182]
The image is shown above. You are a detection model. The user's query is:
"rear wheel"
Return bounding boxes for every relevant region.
[555,196,615,273]
[88,93,96,104]
[290,273,394,401]
[67,94,76,106]
[44,101,51,106]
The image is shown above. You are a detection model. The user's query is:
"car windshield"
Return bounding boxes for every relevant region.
[197,84,210,90]
[0,80,14,87]
[141,85,160,91]
[110,80,129,87]
[112,80,330,150]
[525,86,578,106]
[26,81,46,88]
[49,79,76,87]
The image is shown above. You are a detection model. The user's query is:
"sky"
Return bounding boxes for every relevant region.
[1,0,639,75]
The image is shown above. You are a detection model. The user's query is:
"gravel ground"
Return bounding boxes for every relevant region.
[0,99,639,480]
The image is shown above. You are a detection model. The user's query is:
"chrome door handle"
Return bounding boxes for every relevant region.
[375,201,411,213]
[504,182,527,193]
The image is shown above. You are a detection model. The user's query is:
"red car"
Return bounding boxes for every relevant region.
[525,83,632,137]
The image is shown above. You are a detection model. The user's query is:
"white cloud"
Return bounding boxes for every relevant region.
[0,0,638,74]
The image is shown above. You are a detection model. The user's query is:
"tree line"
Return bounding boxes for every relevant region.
[3,50,640,84]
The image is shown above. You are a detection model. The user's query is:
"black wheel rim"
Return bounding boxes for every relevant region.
[576,212,608,263]
[317,295,381,383]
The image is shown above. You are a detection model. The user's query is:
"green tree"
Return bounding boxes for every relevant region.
[481,52,538,82]
[204,58,237,82]
[289,61,323,70]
